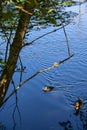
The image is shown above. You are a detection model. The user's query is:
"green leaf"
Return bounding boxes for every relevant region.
[46,17,57,25]
[48,8,54,14]
[62,1,74,6]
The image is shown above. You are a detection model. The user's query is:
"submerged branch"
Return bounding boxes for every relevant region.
[2,53,75,105]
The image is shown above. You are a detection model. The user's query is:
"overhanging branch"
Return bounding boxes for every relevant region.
[2,53,75,105]
[22,22,70,47]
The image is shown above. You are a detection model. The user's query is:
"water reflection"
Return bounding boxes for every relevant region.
[59,120,73,130]
[0,123,6,130]
[0,2,87,130]
[59,110,87,130]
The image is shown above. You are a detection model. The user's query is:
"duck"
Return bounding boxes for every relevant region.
[74,97,83,112]
[43,86,54,92]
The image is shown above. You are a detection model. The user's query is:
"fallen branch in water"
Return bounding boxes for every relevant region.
[2,54,75,105]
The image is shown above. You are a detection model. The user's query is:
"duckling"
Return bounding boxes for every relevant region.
[43,86,54,92]
[74,97,83,112]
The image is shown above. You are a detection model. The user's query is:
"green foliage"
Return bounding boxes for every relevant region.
[48,8,54,13]
[29,0,74,29]
[62,1,74,6]
[0,60,5,69]
[17,0,25,2]
[0,0,75,32]
[0,52,5,70]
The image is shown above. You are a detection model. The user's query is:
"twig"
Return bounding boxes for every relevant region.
[18,55,23,82]
[23,22,70,47]
[50,0,71,56]
[62,23,71,56]
[5,30,13,63]
[2,54,75,105]
[11,79,21,129]
[23,5,87,48]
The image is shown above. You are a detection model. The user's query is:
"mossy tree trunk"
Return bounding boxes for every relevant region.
[0,2,36,106]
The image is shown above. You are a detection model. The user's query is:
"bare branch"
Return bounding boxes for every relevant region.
[11,79,21,129]
[50,0,71,56]
[2,53,75,105]
[23,5,87,48]
[62,24,71,56]
[23,22,70,47]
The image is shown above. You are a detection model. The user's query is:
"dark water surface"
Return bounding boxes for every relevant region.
[0,2,87,130]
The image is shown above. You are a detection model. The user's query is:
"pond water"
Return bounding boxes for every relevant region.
[0,2,87,130]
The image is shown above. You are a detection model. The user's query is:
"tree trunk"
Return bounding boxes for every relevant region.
[0,2,35,106]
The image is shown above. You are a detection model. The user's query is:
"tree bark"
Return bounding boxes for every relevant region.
[0,2,35,106]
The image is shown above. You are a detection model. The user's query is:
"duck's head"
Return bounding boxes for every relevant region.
[74,97,83,111]
[43,86,54,92]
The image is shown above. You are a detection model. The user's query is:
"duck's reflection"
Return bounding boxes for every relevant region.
[59,97,87,130]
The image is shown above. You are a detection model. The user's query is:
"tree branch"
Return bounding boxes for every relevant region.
[2,53,75,105]
[50,0,71,56]
[23,22,70,47]
[23,6,87,48]
[15,6,32,15]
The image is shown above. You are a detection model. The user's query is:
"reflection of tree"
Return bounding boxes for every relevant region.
[59,108,87,130]
[0,0,86,129]
[78,3,83,34]
[0,1,74,107]
[2,54,74,105]
[59,120,73,130]
[79,110,87,130]
[0,123,6,130]
[11,79,21,130]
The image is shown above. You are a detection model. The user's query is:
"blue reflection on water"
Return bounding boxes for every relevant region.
[0,2,87,130]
